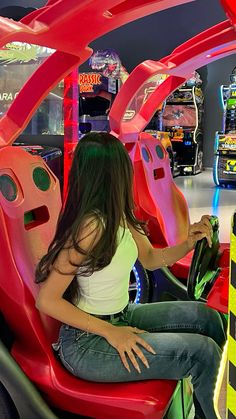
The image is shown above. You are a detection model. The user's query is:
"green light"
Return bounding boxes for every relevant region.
[156,145,164,159]
[24,210,35,225]
[33,167,51,191]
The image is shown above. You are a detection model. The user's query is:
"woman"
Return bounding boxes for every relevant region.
[36,132,226,419]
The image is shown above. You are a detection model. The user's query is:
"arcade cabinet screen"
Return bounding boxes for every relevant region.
[79,96,110,117]
[163,105,196,127]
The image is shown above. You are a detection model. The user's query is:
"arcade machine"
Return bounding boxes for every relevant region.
[79,73,117,133]
[213,67,236,187]
[162,71,204,175]
[79,49,123,135]
[0,42,63,186]
[121,72,178,176]
[145,108,180,177]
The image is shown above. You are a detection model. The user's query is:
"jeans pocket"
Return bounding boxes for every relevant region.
[59,346,75,374]
[76,330,88,341]
[52,337,61,350]
[51,337,75,374]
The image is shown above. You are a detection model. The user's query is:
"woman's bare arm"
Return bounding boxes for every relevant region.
[128,215,213,271]
[36,217,114,338]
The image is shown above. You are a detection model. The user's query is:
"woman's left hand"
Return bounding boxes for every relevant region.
[187,215,213,251]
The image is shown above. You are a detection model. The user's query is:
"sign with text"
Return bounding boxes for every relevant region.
[79,73,102,93]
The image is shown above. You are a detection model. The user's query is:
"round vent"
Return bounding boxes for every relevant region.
[0,175,17,201]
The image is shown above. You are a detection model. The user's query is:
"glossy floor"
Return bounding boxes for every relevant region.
[176,169,229,419]
[175,168,236,244]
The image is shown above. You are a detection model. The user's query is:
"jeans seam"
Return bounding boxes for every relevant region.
[59,346,75,373]
[82,348,121,357]
[148,324,205,333]
[78,347,188,360]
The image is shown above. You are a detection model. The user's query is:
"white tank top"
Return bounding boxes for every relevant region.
[76,226,138,315]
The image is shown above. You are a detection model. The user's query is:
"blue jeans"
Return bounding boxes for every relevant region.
[55,301,226,419]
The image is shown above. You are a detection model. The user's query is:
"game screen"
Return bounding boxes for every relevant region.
[162,104,196,128]
[123,74,168,121]
[227,98,236,109]
[79,73,116,117]
[225,159,236,173]
[79,96,110,116]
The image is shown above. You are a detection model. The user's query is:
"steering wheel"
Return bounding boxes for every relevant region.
[187,216,221,301]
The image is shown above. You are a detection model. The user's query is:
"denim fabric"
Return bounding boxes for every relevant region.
[55,301,226,419]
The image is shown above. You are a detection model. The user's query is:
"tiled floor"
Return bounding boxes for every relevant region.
[175,169,230,419]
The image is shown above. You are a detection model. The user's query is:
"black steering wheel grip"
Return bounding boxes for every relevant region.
[187,216,220,301]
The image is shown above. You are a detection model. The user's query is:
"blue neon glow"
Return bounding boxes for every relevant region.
[132,265,141,304]
[213,155,220,186]
[184,141,192,146]
[220,85,225,110]
[214,132,219,154]
[212,187,220,216]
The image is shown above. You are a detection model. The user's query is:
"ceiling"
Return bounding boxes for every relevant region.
[0,0,46,8]
[0,1,46,20]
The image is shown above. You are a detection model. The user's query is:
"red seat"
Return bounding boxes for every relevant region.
[169,252,194,279]
[0,146,179,418]
[128,132,191,278]
[130,132,228,280]
[133,133,189,245]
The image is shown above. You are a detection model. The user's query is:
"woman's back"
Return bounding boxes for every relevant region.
[76,226,138,315]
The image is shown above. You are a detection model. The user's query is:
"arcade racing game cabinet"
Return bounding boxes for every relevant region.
[79,72,118,135]
[162,72,204,175]
[78,49,123,136]
[213,67,236,187]
[145,109,180,178]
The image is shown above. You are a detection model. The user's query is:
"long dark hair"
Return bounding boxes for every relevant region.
[35,132,144,303]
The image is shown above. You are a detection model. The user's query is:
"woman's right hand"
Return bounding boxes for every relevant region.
[187,215,213,250]
[105,325,156,373]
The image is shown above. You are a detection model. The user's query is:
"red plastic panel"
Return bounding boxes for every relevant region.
[221,0,236,26]
[0,146,178,417]
[0,0,194,147]
[206,246,229,313]
[169,251,194,279]
[0,146,61,350]
[0,2,234,414]
[131,132,190,247]
[109,20,236,141]
[207,268,229,314]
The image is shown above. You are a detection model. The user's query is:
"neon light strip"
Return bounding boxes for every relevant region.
[212,187,220,215]
[213,340,228,418]
[192,86,198,145]
[132,265,141,304]
[220,85,226,110]
[213,155,220,186]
